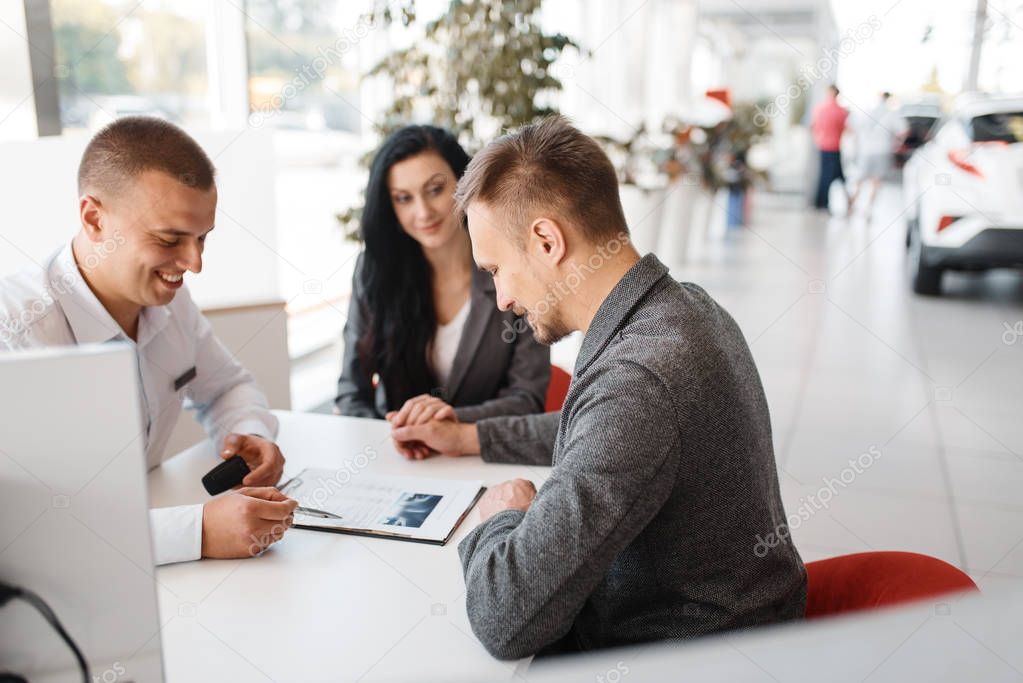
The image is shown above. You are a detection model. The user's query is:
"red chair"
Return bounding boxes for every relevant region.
[805,551,979,619]
[545,365,571,412]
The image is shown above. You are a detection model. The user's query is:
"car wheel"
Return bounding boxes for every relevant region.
[913,260,943,295]
[905,215,916,250]
[909,228,942,296]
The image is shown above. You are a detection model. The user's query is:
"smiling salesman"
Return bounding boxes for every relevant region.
[0,116,297,564]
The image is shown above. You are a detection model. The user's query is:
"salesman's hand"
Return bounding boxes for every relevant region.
[201,487,298,559]
[390,420,480,460]
[478,479,537,522]
[220,433,285,487]
[386,393,456,427]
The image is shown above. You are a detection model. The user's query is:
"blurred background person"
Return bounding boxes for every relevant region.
[811,84,850,213]
[848,92,909,220]
[335,125,549,435]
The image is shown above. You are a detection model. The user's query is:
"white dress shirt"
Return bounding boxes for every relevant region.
[0,243,278,564]
[430,298,471,387]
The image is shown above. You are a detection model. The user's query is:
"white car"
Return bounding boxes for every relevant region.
[902,95,1023,295]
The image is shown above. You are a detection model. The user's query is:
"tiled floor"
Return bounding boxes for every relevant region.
[656,187,1023,593]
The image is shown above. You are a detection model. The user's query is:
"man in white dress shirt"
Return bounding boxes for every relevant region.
[0,116,297,564]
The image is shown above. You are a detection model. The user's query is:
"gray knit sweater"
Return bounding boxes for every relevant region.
[458,254,806,660]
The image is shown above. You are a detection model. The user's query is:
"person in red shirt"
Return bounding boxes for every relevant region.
[811,84,850,211]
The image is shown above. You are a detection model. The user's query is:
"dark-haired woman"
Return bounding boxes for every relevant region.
[335,125,549,432]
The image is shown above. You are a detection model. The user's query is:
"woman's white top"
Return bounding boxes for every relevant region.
[431,298,471,387]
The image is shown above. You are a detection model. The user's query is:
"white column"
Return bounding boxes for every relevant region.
[0,2,39,140]
[642,0,698,130]
[964,0,987,92]
[205,0,251,130]
[356,9,395,139]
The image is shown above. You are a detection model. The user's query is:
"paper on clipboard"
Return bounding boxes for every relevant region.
[280,469,485,544]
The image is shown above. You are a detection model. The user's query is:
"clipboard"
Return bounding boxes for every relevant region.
[280,469,486,546]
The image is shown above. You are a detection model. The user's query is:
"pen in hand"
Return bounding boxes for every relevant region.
[294,505,343,520]
[277,478,342,519]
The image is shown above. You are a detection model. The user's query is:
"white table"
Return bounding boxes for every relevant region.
[147,411,1023,683]
[148,411,552,683]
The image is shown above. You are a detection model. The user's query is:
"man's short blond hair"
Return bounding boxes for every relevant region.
[454,116,627,245]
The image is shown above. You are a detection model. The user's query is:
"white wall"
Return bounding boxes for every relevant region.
[548,0,699,138]
[164,301,291,456]
[0,127,281,309]
[0,2,36,141]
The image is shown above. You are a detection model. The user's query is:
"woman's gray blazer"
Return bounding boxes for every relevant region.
[335,255,550,421]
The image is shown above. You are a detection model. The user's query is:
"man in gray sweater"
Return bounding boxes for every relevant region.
[390,116,806,660]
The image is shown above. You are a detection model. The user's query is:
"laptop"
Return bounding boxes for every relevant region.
[0,343,164,682]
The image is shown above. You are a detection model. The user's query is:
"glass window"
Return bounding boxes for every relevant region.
[243,1,373,409]
[970,112,1023,143]
[243,0,365,133]
[51,0,210,132]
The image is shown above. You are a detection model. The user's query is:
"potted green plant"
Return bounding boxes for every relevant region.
[655,118,703,264]
[688,102,769,228]
[337,0,581,239]
[594,124,671,256]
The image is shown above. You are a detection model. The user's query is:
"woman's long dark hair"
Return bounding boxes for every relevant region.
[357,125,471,410]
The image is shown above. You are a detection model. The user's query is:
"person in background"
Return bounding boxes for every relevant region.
[335,126,549,444]
[848,92,908,219]
[811,84,850,213]
[390,116,806,659]
[0,117,297,564]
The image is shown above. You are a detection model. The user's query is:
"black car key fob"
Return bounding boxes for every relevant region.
[202,455,251,495]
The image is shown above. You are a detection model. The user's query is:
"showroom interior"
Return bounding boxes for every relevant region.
[1,0,1022,681]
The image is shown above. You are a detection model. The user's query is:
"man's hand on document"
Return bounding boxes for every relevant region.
[477,479,537,522]
[389,410,480,460]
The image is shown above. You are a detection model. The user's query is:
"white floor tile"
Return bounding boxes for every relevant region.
[780,485,961,568]
[969,571,1023,597]
[683,187,1023,575]
[947,450,1023,510]
[934,406,1022,456]
[957,503,1023,576]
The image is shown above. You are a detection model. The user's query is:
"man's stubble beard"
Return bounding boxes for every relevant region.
[527,307,572,346]
[520,259,573,346]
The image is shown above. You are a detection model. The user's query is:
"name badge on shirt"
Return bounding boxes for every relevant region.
[174,366,197,392]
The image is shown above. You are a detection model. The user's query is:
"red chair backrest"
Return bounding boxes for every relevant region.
[805,551,978,619]
[545,365,571,413]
